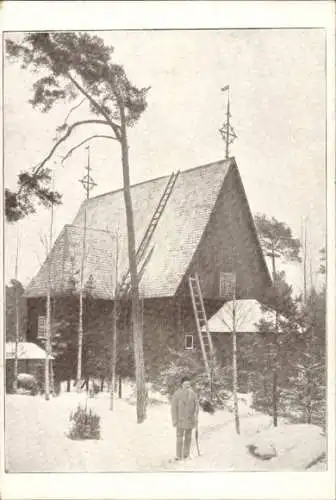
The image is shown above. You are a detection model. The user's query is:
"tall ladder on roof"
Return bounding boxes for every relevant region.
[119,170,180,296]
[188,273,215,385]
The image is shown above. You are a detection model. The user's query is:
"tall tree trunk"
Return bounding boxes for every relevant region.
[119,105,146,423]
[271,250,278,427]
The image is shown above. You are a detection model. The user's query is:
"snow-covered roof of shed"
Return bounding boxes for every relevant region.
[206,299,277,333]
[6,342,53,360]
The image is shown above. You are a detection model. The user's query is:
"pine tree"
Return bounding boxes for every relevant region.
[285,289,326,427]
[6,33,150,422]
[6,280,26,342]
[254,214,301,427]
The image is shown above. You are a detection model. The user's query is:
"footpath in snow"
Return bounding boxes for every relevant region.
[5,388,327,473]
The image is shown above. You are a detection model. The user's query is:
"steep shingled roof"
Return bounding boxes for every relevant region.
[25,158,260,299]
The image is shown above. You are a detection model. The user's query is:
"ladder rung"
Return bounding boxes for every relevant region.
[189,273,214,375]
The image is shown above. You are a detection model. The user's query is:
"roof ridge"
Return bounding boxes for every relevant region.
[181,157,232,176]
[83,157,233,204]
[85,172,172,203]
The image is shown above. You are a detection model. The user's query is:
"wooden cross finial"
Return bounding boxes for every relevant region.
[219,86,237,159]
[79,146,97,199]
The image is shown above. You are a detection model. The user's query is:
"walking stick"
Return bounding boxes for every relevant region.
[195,426,201,456]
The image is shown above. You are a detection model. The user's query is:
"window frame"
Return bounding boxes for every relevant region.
[37,315,47,339]
[184,334,194,350]
[219,271,236,298]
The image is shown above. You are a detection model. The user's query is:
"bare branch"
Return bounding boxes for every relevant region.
[33,250,43,267]
[273,237,282,250]
[66,71,122,141]
[19,119,111,193]
[39,230,48,254]
[235,305,252,330]
[219,314,234,332]
[62,134,117,164]
[64,98,86,125]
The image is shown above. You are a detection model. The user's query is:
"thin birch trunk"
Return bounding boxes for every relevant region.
[13,232,20,391]
[110,236,119,411]
[232,276,240,434]
[45,198,54,400]
[76,209,87,386]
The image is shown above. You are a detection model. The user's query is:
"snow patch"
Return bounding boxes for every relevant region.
[246,423,327,470]
[5,392,327,472]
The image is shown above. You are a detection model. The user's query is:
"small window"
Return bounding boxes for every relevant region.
[37,315,47,339]
[185,334,194,350]
[219,272,236,298]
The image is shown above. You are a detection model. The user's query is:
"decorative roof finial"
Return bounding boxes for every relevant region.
[79,146,97,199]
[219,85,237,159]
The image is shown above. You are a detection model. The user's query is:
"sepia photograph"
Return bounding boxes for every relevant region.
[1,1,335,499]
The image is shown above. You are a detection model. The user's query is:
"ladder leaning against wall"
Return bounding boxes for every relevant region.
[119,170,180,297]
[188,273,215,386]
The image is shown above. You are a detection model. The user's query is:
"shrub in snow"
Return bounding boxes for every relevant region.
[149,349,230,408]
[199,397,215,414]
[68,402,100,440]
[16,373,39,396]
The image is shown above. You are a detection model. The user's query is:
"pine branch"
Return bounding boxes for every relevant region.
[66,71,122,141]
[62,134,117,164]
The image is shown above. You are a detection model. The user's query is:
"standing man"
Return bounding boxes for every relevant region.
[171,375,199,460]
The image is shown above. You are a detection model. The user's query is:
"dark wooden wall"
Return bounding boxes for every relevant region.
[26,295,227,377]
[179,166,270,302]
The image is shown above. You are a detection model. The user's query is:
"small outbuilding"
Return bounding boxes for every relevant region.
[5,342,53,392]
[206,299,281,391]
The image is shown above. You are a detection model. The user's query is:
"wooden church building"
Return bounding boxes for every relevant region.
[24,157,272,379]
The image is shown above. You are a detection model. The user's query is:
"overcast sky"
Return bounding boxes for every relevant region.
[4,28,326,292]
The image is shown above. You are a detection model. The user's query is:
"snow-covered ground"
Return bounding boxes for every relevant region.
[5,384,327,473]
